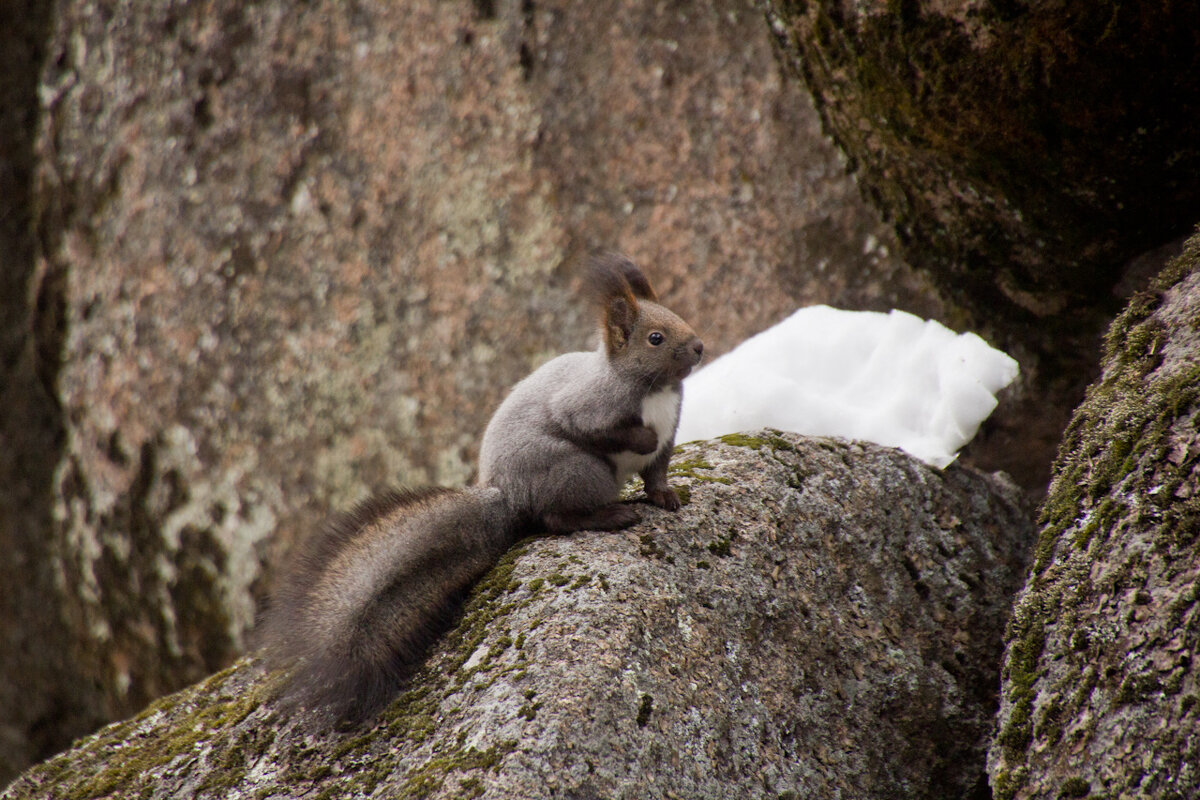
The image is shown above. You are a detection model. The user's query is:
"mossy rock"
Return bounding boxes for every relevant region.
[989,229,1200,799]
[3,433,1034,800]
[764,1,1200,325]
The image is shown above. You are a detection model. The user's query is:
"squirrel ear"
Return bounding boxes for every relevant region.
[584,252,657,304]
[604,294,638,354]
[610,257,658,303]
[585,251,643,355]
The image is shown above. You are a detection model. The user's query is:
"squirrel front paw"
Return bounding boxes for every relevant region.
[628,425,659,455]
[645,487,681,511]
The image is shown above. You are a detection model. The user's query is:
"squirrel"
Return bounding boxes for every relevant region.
[259,253,704,725]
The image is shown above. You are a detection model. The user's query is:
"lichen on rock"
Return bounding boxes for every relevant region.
[760,0,1200,324]
[1,0,945,781]
[989,230,1200,799]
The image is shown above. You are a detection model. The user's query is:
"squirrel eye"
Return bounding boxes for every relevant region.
[648,331,665,346]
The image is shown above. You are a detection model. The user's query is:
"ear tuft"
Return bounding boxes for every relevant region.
[584,252,659,304]
[584,252,646,355]
[610,255,658,302]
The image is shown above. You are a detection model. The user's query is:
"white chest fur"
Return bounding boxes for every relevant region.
[610,388,680,485]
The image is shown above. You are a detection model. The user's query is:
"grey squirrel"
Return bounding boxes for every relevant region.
[259,254,703,725]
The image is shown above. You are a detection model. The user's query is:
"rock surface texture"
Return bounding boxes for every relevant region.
[0,0,936,780]
[3,433,1034,800]
[760,0,1200,323]
[989,232,1200,799]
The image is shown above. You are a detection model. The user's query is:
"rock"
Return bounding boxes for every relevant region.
[0,0,942,780]
[2,432,1033,800]
[989,231,1200,799]
[760,0,1200,324]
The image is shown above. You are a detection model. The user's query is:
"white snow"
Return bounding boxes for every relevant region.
[675,306,1019,469]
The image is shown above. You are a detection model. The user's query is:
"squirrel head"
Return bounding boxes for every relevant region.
[585,253,704,387]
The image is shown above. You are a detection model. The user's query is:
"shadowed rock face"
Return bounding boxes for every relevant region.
[0,0,942,781]
[761,0,1200,323]
[990,233,1200,800]
[3,433,1034,800]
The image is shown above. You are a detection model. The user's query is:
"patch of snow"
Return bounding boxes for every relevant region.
[676,306,1018,468]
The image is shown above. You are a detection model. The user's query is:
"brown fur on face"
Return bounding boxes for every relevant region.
[584,253,703,386]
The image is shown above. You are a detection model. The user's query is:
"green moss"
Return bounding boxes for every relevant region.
[669,455,715,473]
[1033,692,1065,747]
[1114,672,1161,706]
[1104,291,1163,361]
[1071,496,1122,552]
[400,740,517,798]
[1059,776,1091,797]
[487,635,514,660]
[457,776,485,798]
[992,767,1019,800]
[668,455,732,484]
[718,430,800,454]
[1163,667,1186,696]
[639,534,667,560]
[719,432,770,450]
[698,475,734,485]
[998,610,1045,762]
[997,237,1200,793]
[1034,261,1200,576]
[1117,319,1167,376]
[707,533,734,557]
[18,662,279,800]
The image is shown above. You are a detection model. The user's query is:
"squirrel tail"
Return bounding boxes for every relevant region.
[258,486,517,725]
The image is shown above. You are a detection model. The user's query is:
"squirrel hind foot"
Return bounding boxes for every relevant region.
[645,487,681,511]
[543,503,640,533]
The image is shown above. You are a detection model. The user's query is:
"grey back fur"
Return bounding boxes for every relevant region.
[478,351,651,518]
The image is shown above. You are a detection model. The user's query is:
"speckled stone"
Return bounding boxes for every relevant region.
[989,232,1200,800]
[2,432,1033,800]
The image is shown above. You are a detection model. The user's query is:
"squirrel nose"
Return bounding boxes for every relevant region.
[692,339,704,358]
